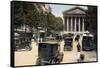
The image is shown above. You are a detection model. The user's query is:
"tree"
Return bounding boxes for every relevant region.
[55,17,64,31]
[14,1,47,32]
[46,12,63,33]
[14,1,64,36]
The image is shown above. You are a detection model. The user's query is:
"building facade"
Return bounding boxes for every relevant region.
[63,7,86,34]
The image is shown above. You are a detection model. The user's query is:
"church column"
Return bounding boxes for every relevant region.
[78,17,80,32]
[74,17,76,32]
[82,17,85,32]
[65,17,67,31]
[71,16,73,32]
[67,17,69,32]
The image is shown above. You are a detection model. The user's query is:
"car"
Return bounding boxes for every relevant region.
[36,42,63,65]
[63,33,74,39]
[64,37,73,51]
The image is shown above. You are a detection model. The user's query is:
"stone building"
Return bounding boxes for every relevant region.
[63,7,86,34]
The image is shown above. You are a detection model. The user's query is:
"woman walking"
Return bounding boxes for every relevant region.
[77,43,81,62]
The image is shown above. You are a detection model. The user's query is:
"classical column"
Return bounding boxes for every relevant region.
[78,17,80,32]
[67,17,69,32]
[65,18,67,31]
[74,17,76,32]
[82,17,85,32]
[71,16,73,32]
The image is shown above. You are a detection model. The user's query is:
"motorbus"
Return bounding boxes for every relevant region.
[82,33,95,51]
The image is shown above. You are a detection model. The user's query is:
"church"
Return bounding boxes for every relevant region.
[63,7,86,34]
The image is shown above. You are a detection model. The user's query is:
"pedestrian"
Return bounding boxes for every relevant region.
[56,34,59,41]
[77,43,81,62]
[78,54,85,63]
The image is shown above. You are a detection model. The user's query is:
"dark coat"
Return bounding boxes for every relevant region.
[77,43,81,52]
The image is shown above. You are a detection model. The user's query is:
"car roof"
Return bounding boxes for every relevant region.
[39,41,59,44]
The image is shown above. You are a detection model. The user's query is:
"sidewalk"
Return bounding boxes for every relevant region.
[15,40,38,66]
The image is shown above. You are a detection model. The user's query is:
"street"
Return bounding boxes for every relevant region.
[15,35,97,66]
[15,40,38,66]
[60,40,97,63]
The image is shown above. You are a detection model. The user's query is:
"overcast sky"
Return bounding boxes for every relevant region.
[49,4,88,19]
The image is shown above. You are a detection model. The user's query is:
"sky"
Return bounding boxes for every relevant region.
[49,4,88,19]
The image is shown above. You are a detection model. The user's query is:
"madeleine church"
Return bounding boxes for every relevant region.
[63,7,86,34]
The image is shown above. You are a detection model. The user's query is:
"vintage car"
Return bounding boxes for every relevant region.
[64,36,73,51]
[36,42,63,65]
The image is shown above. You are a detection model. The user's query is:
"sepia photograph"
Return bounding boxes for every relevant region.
[11,1,97,67]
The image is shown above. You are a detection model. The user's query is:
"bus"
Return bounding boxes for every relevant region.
[82,33,95,51]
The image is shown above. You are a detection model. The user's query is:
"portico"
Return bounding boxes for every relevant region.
[63,7,86,34]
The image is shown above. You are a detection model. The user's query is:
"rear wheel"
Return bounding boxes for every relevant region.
[50,58,56,64]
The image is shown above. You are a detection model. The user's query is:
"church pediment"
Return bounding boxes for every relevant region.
[63,7,86,15]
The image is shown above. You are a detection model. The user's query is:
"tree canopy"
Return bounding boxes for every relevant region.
[14,1,64,33]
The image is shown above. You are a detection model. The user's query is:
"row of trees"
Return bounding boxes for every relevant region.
[14,1,64,33]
